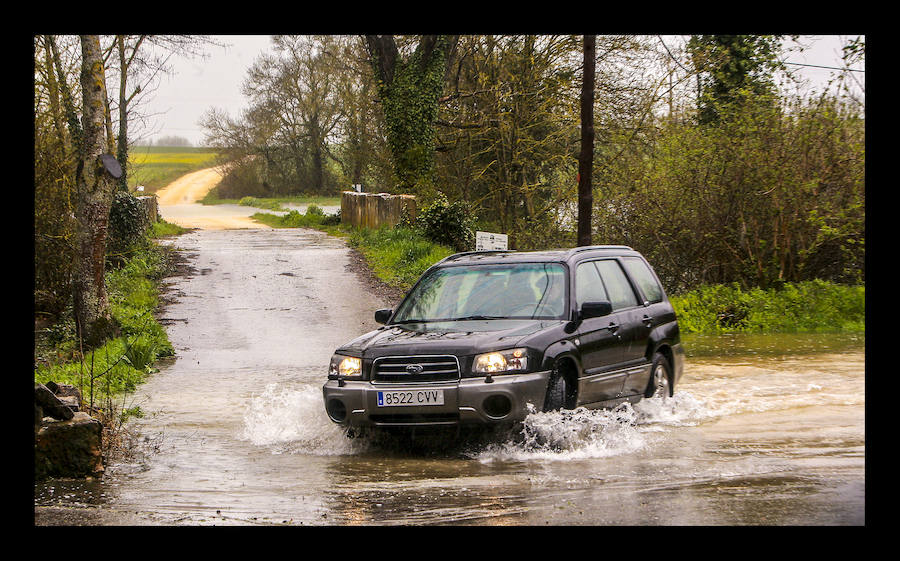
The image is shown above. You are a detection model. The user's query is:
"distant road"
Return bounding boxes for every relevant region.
[155,167,224,206]
[155,166,270,230]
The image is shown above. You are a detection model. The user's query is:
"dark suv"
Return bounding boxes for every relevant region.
[323,246,684,429]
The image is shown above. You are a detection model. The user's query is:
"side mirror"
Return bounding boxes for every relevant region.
[580,301,612,320]
[374,309,393,324]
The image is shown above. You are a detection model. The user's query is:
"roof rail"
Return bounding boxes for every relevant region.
[435,249,516,266]
[566,245,633,256]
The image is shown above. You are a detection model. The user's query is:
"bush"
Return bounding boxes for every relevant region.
[413,193,476,252]
[108,191,146,259]
[671,280,865,334]
[321,209,341,226]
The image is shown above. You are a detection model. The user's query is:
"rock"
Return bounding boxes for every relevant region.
[35,412,104,480]
[34,383,74,421]
[45,382,83,412]
[58,395,80,412]
[35,403,43,435]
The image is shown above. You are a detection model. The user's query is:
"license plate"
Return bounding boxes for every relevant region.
[377,389,445,407]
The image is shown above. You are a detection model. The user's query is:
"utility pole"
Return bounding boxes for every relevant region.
[577,35,596,247]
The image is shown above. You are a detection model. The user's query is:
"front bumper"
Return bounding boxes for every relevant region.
[322,370,552,427]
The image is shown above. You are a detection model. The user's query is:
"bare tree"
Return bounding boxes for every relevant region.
[106,35,224,191]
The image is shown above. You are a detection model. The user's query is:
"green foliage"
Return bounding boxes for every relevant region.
[348,227,454,291]
[410,193,476,252]
[108,191,146,258]
[671,280,865,334]
[594,94,864,293]
[148,219,188,238]
[321,209,342,226]
[372,36,456,191]
[238,196,286,211]
[250,205,342,233]
[35,238,176,405]
[687,35,786,125]
[434,35,582,249]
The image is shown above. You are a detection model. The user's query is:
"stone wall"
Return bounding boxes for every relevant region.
[341,191,416,229]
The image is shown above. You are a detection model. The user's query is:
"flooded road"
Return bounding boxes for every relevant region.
[35,227,864,525]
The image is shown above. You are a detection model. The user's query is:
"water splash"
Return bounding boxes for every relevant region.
[475,392,726,462]
[240,384,367,456]
[475,403,640,462]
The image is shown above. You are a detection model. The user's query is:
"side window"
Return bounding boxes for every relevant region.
[575,262,608,309]
[595,260,639,310]
[621,257,663,303]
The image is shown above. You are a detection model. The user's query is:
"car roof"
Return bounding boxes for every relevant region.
[436,245,641,267]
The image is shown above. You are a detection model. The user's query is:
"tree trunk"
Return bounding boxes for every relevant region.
[72,35,117,346]
[365,35,458,191]
[116,36,129,191]
[577,35,596,247]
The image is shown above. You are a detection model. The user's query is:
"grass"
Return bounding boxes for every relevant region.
[128,146,219,192]
[200,190,341,209]
[34,221,182,418]
[347,227,454,291]
[250,206,344,236]
[670,280,865,334]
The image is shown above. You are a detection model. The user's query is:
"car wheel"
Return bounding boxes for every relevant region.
[645,352,672,399]
[543,367,567,411]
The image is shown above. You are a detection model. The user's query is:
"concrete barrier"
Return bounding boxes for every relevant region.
[341,191,416,229]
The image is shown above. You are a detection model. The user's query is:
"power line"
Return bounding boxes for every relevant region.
[783,61,864,73]
[657,36,865,75]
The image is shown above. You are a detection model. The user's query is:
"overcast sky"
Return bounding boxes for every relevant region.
[139,34,864,147]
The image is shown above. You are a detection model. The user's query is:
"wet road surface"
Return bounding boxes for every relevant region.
[35,228,865,525]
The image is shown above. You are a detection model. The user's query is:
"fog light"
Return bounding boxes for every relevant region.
[326,398,347,423]
[483,394,512,418]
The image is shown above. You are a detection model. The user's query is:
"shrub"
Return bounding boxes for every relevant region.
[108,191,146,258]
[321,209,341,226]
[413,192,476,252]
[671,280,865,334]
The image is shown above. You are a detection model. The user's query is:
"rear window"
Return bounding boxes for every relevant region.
[621,257,663,303]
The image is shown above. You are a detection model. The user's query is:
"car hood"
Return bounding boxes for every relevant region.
[336,319,562,359]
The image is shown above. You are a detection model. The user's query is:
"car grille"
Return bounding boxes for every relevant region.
[372,355,460,383]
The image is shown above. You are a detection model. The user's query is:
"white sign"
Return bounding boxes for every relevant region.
[475,231,508,251]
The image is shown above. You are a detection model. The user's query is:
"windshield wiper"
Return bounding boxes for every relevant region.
[451,315,506,321]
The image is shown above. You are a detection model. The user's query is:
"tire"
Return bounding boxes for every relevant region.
[543,367,567,411]
[645,352,672,399]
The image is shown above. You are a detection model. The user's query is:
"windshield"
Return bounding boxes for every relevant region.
[392,263,568,323]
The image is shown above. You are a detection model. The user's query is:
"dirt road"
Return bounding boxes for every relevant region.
[155,166,269,230]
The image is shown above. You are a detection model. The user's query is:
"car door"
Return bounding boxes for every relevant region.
[618,256,667,396]
[574,260,632,404]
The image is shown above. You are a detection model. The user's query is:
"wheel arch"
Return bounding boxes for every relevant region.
[541,343,581,408]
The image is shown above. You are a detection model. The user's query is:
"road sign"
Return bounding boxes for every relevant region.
[475,231,508,251]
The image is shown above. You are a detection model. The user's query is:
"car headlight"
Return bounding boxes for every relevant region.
[473,348,528,374]
[329,354,362,379]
